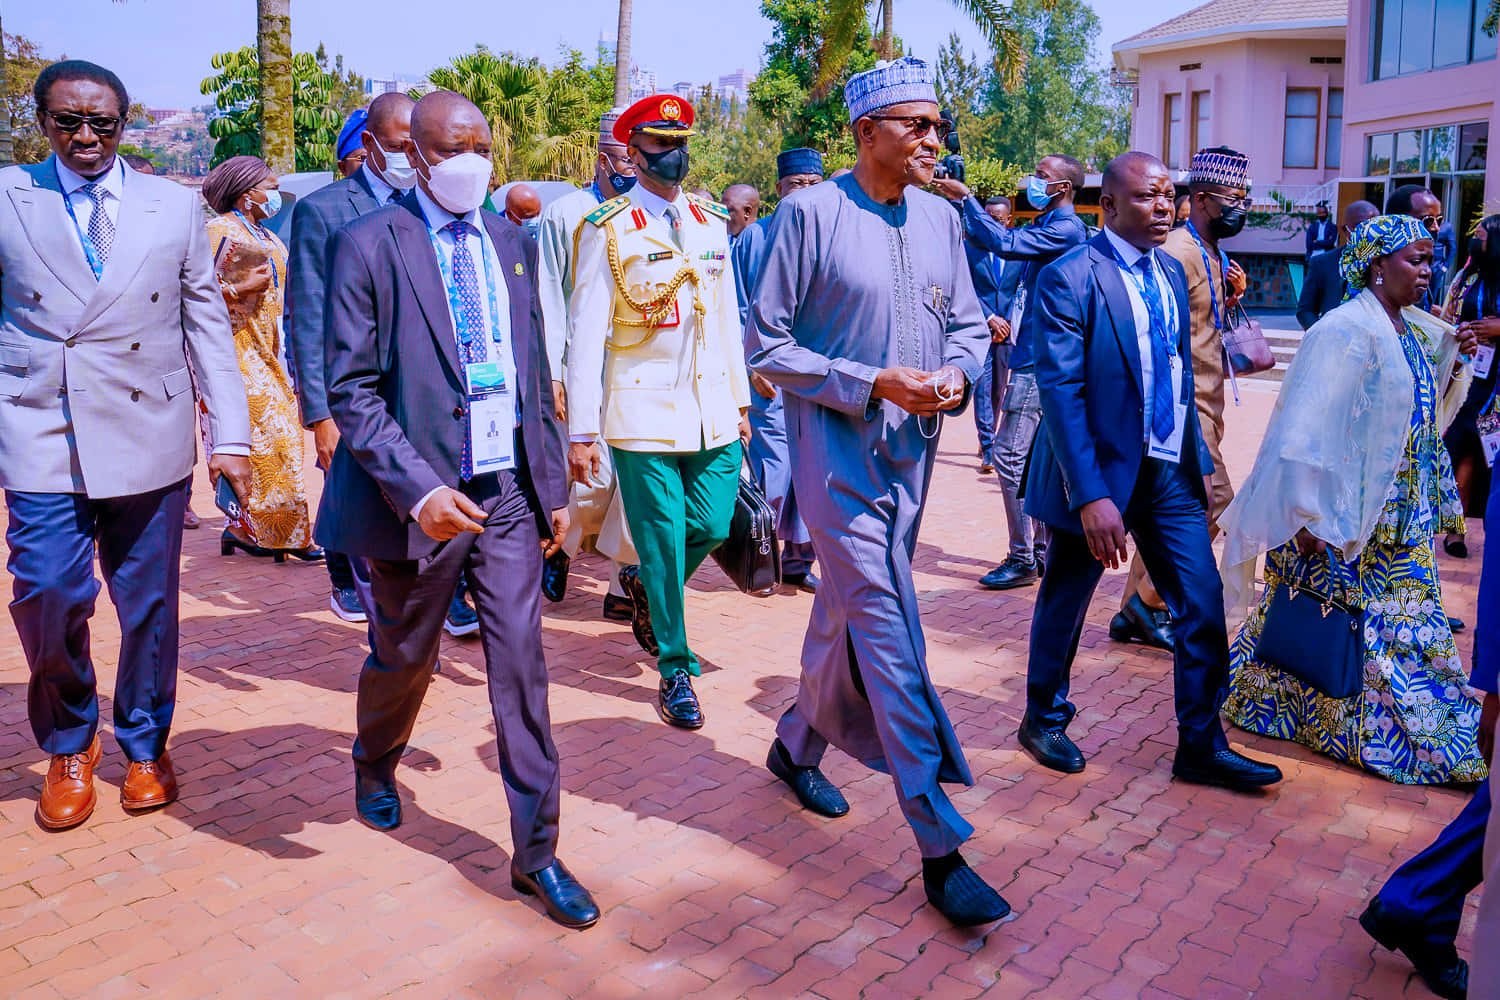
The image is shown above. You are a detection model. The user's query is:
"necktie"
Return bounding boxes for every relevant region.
[445,220,489,479]
[388,190,402,204]
[663,204,684,251]
[1135,256,1176,443]
[82,183,114,276]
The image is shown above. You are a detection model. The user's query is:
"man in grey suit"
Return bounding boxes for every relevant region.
[0,61,251,830]
[318,91,598,929]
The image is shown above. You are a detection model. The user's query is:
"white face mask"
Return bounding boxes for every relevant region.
[373,137,417,190]
[415,147,492,215]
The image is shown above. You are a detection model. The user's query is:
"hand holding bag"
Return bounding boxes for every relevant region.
[710,466,781,596]
[1222,302,1276,376]
[1252,549,1364,699]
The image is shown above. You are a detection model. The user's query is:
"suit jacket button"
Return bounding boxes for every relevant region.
[131,389,141,401]
[131,342,141,351]
[32,291,41,302]
[65,337,77,348]
[151,292,160,302]
[452,406,464,419]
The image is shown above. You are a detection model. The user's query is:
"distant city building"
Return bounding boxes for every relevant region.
[365,76,432,97]
[628,65,658,100]
[717,68,753,103]
[672,80,698,98]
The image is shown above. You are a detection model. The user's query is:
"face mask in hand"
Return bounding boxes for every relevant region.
[374,138,418,190]
[415,147,493,215]
[638,145,690,185]
[1209,206,1248,240]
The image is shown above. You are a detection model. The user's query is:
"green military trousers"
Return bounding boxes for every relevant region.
[611,442,741,677]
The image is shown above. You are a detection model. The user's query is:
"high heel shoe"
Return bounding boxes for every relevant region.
[285,545,325,563]
[220,530,283,561]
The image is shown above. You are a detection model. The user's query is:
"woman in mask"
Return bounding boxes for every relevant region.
[1220,215,1486,785]
[202,155,320,562]
[1439,214,1500,558]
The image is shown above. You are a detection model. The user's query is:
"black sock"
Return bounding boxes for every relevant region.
[922,850,965,884]
[772,739,800,771]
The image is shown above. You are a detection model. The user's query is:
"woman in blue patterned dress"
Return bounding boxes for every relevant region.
[1219,215,1488,785]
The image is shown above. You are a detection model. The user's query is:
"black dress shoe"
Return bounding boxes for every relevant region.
[766,739,849,817]
[1110,594,1174,651]
[923,855,1011,926]
[1017,717,1085,774]
[1172,747,1282,791]
[541,550,570,603]
[1359,896,1469,1000]
[354,772,401,830]
[657,670,704,729]
[512,860,601,930]
[287,545,326,563]
[783,571,819,593]
[601,593,634,622]
[617,566,659,656]
[979,557,1037,591]
[1449,616,1467,634]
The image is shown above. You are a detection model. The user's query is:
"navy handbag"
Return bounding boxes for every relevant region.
[1252,552,1365,700]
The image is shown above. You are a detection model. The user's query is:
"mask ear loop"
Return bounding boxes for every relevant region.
[918,377,963,440]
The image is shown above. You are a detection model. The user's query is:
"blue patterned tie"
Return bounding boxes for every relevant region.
[1135,256,1176,444]
[446,220,488,479]
[82,183,114,277]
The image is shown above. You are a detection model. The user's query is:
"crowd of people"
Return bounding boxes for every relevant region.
[2,53,1497,992]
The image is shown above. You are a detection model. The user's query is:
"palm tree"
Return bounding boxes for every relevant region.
[258,0,293,173]
[0,11,13,168]
[814,0,1048,98]
[613,0,632,106]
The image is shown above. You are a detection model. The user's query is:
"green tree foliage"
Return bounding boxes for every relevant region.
[688,90,783,202]
[749,0,877,158]
[1,30,49,164]
[314,43,366,119]
[426,47,613,184]
[199,46,357,171]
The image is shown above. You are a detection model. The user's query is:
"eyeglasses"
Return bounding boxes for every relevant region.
[1206,192,1253,211]
[44,111,121,136]
[865,114,952,142]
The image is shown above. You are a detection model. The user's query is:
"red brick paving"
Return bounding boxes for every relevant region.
[0,381,1483,998]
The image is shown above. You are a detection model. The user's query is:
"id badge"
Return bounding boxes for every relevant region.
[1478,410,1500,468]
[1474,344,1496,380]
[466,362,515,474]
[1147,356,1187,464]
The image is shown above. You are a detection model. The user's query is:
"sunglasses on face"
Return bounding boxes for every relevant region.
[45,111,121,136]
[866,114,953,142]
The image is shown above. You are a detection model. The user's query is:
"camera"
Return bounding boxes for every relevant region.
[934,108,964,183]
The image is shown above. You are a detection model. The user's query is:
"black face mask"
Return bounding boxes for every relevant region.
[638,145,690,185]
[1210,205,1248,240]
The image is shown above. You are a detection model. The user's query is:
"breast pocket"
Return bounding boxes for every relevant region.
[0,343,30,399]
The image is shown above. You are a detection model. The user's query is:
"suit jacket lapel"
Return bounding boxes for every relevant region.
[1089,235,1144,400]
[391,196,462,383]
[74,172,160,332]
[347,171,380,217]
[1157,249,1194,401]
[9,158,96,309]
[483,213,532,408]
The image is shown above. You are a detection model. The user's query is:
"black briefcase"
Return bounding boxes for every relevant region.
[711,473,781,596]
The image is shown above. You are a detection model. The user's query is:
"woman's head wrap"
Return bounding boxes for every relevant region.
[1339,214,1430,294]
[336,108,369,162]
[201,155,272,215]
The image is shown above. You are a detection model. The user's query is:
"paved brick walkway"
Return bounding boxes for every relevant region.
[0,382,1484,998]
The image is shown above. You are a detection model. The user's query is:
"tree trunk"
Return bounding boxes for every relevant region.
[257,0,294,172]
[0,12,13,168]
[613,0,633,107]
[878,0,895,61]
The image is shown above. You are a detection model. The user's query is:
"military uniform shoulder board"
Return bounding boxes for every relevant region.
[583,195,631,228]
[687,193,730,224]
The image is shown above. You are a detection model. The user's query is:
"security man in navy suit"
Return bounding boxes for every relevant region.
[1017,151,1282,792]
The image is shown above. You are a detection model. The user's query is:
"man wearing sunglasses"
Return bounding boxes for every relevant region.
[0,60,251,830]
[745,57,1006,927]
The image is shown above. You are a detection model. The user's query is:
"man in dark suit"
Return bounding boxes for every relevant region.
[1018,151,1282,793]
[962,195,1022,472]
[318,91,597,929]
[1297,199,1378,330]
[1305,200,1336,258]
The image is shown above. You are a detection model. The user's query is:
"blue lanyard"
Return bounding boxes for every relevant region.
[1106,240,1178,358]
[231,210,279,294]
[1183,220,1228,331]
[428,220,505,356]
[58,163,106,280]
[589,182,604,204]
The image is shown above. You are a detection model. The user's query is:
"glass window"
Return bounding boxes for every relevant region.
[1367,132,1393,175]
[1284,90,1320,168]
[1374,0,1402,79]
[1400,0,1437,75]
[1191,91,1211,152]
[1164,93,1183,168]
[1459,121,1489,169]
[1325,89,1343,168]
[1475,0,1498,61]
[1393,129,1423,173]
[1427,125,1457,171]
[1373,0,1495,76]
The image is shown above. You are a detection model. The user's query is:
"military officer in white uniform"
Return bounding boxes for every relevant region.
[565,93,750,731]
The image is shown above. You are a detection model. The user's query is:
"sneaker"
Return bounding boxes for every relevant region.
[329,586,367,623]
[978,557,1037,591]
[444,591,480,637]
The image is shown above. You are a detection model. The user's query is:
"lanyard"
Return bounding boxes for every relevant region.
[1183,220,1228,332]
[589,181,604,205]
[58,162,107,280]
[1107,240,1178,358]
[427,217,505,355]
[230,209,280,294]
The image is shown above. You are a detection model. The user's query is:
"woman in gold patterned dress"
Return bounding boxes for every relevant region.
[201,156,320,562]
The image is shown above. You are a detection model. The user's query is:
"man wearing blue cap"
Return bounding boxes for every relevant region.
[335,109,369,178]
[746,57,1006,926]
[731,146,825,592]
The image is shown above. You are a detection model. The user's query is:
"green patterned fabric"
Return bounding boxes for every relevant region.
[1226,322,1488,784]
[1339,214,1429,297]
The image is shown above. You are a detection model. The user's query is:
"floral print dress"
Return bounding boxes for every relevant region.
[1224,321,1488,785]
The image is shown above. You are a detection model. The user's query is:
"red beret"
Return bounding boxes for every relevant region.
[612,93,696,145]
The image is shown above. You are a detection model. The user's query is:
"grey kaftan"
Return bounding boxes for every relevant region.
[744,173,987,855]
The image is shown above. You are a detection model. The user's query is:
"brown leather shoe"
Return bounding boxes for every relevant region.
[37,736,102,830]
[121,751,178,811]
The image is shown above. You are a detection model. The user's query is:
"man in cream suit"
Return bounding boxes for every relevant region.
[0,61,251,830]
[566,94,750,730]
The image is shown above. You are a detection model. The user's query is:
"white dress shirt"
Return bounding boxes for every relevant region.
[359,162,398,206]
[1102,225,1181,451]
[411,185,518,519]
[56,155,124,234]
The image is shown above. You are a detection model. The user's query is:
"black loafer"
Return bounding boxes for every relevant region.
[512,860,600,930]
[617,566,659,656]
[1359,897,1469,1000]
[783,571,819,593]
[1017,717,1085,773]
[1172,747,1282,791]
[979,558,1037,591]
[1449,616,1467,634]
[924,858,1011,926]
[354,772,401,830]
[541,550,570,603]
[601,593,634,622]
[1112,594,1173,651]
[657,670,704,729]
[766,739,849,817]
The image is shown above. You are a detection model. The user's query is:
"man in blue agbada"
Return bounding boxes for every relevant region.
[744,57,1007,926]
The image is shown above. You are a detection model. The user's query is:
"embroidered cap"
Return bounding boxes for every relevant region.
[612,93,696,144]
[1188,146,1250,190]
[599,107,627,146]
[843,57,938,122]
[776,147,824,179]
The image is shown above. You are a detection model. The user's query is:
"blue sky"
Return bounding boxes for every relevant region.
[10,0,1199,108]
